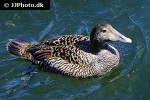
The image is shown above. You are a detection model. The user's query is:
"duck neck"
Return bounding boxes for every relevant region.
[90,40,106,53]
[90,28,107,53]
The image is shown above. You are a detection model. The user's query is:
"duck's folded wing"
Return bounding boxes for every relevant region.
[37,57,94,78]
[32,45,94,78]
[33,45,93,66]
[42,35,89,46]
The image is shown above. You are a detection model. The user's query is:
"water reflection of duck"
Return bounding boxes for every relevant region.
[6,24,132,78]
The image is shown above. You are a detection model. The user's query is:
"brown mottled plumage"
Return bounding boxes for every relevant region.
[6,24,132,78]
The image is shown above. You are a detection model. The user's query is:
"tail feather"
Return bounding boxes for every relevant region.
[6,39,33,59]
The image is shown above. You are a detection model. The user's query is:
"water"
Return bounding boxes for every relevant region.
[0,0,150,99]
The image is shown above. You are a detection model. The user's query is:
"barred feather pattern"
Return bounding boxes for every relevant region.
[42,35,89,46]
[36,58,96,78]
[32,45,94,66]
[31,44,119,78]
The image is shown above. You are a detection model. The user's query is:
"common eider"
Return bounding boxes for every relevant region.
[6,24,132,78]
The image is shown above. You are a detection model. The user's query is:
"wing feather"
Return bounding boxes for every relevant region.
[38,57,94,78]
[42,35,90,46]
[33,45,93,65]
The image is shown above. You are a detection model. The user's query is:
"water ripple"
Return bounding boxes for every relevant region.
[68,84,101,100]
[38,21,54,40]
[129,15,149,51]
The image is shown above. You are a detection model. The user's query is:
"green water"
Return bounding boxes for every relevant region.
[0,0,150,99]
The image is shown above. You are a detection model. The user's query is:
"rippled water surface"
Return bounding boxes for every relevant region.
[0,0,150,99]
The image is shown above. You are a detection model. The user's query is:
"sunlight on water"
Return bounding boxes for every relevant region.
[38,21,54,40]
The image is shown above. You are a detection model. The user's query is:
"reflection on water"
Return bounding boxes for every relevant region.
[0,0,150,99]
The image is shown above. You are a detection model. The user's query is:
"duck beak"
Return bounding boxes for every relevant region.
[117,33,132,43]
[112,28,132,43]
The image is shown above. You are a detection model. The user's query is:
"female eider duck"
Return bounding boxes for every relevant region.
[6,24,132,78]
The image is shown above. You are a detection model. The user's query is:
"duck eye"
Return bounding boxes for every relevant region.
[101,29,107,33]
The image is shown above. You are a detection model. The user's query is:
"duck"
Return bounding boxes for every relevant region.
[6,24,132,78]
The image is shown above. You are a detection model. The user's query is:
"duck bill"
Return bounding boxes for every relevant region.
[112,28,132,43]
[118,33,132,43]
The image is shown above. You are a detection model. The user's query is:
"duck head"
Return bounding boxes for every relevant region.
[90,24,132,50]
